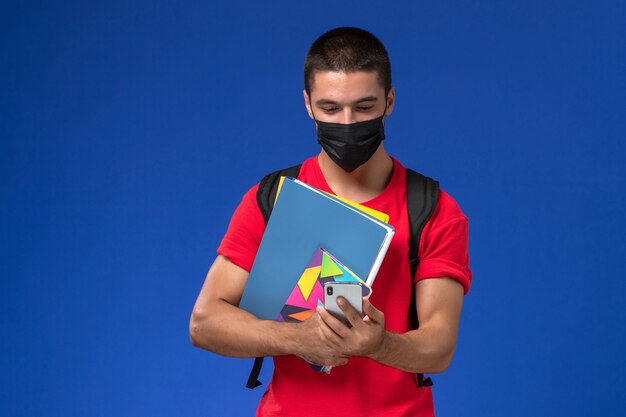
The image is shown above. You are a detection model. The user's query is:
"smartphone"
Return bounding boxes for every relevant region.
[323,282,363,327]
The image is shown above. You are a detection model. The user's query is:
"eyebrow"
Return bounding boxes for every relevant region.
[315,96,379,106]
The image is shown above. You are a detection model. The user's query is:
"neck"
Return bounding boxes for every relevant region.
[318,145,394,203]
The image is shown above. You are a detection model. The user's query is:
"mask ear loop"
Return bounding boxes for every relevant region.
[380,91,390,122]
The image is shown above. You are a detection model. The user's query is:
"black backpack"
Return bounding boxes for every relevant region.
[246,164,439,390]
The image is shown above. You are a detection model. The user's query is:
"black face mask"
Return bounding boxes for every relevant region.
[312,103,387,173]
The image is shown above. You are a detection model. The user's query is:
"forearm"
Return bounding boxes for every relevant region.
[189,298,299,358]
[370,325,457,374]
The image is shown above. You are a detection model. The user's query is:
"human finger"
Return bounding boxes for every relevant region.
[317,305,351,337]
[336,296,364,327]
[362,298,384,323]
[317,311,345,345]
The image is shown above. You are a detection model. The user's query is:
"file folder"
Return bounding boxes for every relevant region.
[239,177,394,321]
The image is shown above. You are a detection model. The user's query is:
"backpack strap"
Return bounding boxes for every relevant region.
[405,168,439,387]
[246,164,303,389]
[245,357,264,389]
[256,164,303,224]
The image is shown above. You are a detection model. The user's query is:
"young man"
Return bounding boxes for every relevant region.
[190,27,471,416]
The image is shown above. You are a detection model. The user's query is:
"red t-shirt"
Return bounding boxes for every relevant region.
[218,156,472,417]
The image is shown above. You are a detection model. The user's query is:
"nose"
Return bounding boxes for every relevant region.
[340,108,357,124]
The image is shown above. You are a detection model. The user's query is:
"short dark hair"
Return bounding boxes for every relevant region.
[304,27,392,95]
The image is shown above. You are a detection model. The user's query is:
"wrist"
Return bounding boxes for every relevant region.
[274,320,304,356]
[369,329,392,362]
[258,319,297,356]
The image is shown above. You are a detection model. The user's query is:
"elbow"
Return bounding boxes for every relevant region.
[422,339,457,374]
[189,321,200,348]
[427,351,454,374]
[189,307,208,349]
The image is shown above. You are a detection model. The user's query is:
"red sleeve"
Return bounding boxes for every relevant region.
[217,184,266,272]
[414,190,472,294]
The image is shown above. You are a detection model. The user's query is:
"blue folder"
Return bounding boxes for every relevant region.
[239,177,395,321]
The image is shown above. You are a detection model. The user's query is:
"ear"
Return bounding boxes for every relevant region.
[385,86,396,117]
[303,89,314,120]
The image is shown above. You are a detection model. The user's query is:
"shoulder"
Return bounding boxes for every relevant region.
[229,182,263,227]
[396,158,465,223]
[244,157,316,214]
[433,189,467,223]
[421,188,468,238]
[236,183,261,212]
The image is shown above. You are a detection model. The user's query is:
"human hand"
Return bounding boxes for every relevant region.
[293,311,349,367]
[317,297,386,358]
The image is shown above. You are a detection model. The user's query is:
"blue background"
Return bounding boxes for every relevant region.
[2,1,625,416]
